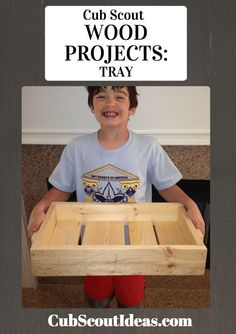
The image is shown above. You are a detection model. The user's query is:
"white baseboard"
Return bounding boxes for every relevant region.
[22,129,210,145]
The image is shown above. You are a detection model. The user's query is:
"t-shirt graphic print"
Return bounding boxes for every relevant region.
[82,164,140,203]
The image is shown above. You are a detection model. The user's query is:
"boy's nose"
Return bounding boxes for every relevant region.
[106,95,116,106]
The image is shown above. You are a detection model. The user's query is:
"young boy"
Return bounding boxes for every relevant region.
[28,86,205,308]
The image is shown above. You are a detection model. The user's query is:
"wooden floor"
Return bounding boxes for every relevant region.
[22,270,210,308]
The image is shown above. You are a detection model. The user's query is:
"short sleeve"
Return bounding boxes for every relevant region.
[48,143,76,193]
[148,139,182,191]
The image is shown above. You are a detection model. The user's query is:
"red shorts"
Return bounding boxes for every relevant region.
[84,275,145,307]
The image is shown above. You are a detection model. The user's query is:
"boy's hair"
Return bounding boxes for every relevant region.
[86,86,138,109]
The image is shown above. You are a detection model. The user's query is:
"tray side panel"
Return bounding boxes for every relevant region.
[31,203,57,247]
[54,202,181,220]
[177,206,204,245]
[31,245,207,277]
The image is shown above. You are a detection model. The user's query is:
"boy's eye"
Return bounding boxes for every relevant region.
[116,95,126,100]
[96,95,105,99]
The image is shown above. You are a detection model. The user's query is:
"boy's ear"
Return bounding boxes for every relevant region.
[129,107,136,116]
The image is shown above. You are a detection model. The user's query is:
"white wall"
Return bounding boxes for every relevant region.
[22,86,210,145]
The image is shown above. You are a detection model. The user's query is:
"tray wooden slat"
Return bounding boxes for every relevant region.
[129,221,157,245]
[48,220,81,246]
[154,221,196,245]
[82,221,125,245]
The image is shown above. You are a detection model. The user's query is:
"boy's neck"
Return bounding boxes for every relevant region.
[97,128,129,149]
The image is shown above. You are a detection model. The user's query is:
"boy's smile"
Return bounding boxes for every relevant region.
[91,86,136,129]
[103,111,119,118]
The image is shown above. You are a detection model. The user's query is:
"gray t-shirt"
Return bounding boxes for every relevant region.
[49,131,182,203]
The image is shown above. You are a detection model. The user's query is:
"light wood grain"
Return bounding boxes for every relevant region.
[30,202,207,276]
[31,203,57,247]
[177,206,204,245]
[31,245,207,276]
[129,221,157,245]
[154,220,196,245]
[82,221,125,245]
[55,202,181,221]
[48,220,81,246]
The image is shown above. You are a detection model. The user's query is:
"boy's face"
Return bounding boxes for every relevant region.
[91,86,136,129]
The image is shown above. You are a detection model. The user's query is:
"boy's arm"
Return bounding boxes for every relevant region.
[28,187,72,239]
[158,184,205,236]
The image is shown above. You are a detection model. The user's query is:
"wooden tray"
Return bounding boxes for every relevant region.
[30,202,207,276]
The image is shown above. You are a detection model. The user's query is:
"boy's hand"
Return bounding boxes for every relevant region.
[27,187,72,240]
[186,201,205,236]
[28,204,46,239]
